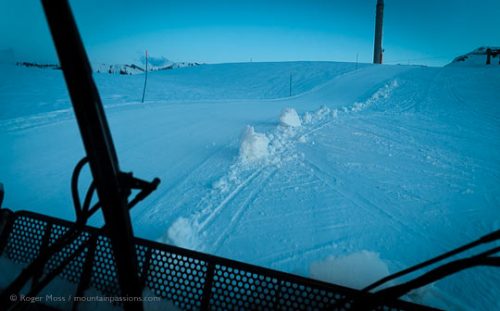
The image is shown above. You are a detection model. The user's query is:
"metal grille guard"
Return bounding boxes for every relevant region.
[0,209,432,310]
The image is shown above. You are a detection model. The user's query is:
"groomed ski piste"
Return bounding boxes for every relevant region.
[1,60,499,310]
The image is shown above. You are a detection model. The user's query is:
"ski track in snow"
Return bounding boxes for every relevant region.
[164,79,400,251]
[199,167,265,231]
[212,168,278,252]
[140,144,228,220]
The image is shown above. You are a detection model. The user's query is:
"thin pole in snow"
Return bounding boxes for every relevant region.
[141,50,148,103]
[289,73,292,97]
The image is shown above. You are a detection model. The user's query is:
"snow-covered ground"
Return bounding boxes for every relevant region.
[1,61,499,309]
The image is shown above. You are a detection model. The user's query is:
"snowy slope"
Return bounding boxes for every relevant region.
[0,61,358,123]
[1,61,499,309]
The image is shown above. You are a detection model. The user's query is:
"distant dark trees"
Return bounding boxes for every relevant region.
[16,62,61,70]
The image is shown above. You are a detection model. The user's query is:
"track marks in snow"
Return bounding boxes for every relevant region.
[199,167,264,231]
[301,158,421,241]
[162,79,402,252]
[164,164,278,250]
[139,144,228,223]
[211,169,278,252]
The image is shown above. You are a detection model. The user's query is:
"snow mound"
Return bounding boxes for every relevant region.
[166,217,199,249]
[302,106,337,126]
[280,108,302,128]
[239,126,270,163]
[302,112,313,124]
[309,251,390,289]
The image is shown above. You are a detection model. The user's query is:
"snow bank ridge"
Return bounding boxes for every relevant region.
[352,80,398,112]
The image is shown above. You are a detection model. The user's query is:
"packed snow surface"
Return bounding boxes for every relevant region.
[1,61,500,309]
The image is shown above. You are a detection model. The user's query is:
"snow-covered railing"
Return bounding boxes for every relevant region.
[0,210,432,310]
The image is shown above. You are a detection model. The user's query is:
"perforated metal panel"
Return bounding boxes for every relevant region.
[47,224,90,285]
[145,250,207,310]
[0,211,433,310]
[5,215,47,264]
[211,265,279,310]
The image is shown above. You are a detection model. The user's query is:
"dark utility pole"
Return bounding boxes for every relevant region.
[373,0,384,64]
[41,0,143,310]
[486,48,492,65]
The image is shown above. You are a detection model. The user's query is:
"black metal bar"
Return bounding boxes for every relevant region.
[0,184,156,308]
[40,1,143,310]
[31,223,53,291]
[358,250,500,310]
[24,234,94,303]
[200,262,215,310]
[0,182,4,208]
[72,235,97,311]
[0,223,84,309]
[139,247,152,289]
[0,208,14,256]
[273,280,282,310]
[363,228,500,292]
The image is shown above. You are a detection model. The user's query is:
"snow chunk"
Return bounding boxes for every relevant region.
[302,112,313,124]
[212,177,229,192]
[239,126,269,163]
[280,108,302,128]
[309,251,390,289]
[352,102,364,112]
[331,109,338,118]
[166,217,199,249]
[315,105,331,119]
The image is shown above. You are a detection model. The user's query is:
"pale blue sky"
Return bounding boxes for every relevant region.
[1,0,499,66]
